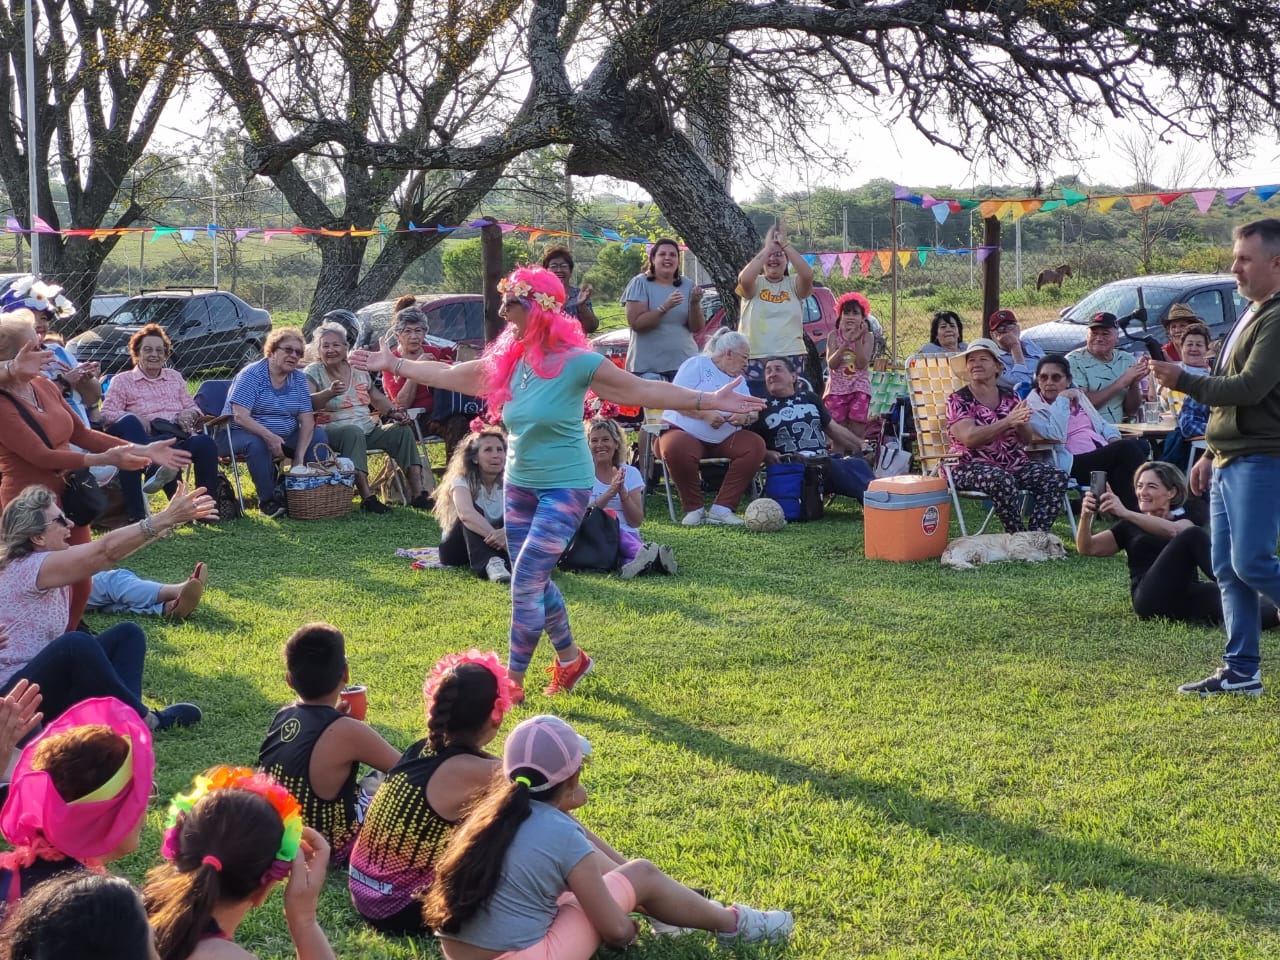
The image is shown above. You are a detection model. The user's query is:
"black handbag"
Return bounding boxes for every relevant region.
[149,417,191,441]
[0,391,108,527]
[558,507,621,573]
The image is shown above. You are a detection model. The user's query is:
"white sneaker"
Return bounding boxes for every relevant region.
[656,544,677,575]
[485,557,512,583]
[144,465,180,494]
[649,918,699,937]
[717,904,794,944]
[620,542,660,579]
[706,506,745,526]
[681,508,705,527]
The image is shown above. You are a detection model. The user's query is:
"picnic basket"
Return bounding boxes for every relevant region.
[283,444,356,520]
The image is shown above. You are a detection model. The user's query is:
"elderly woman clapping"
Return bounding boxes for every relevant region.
[945,338,1068,533]
[657,329,766,526]
[219,327,328,519]
[305,322,433,514]
[100,323,222,517]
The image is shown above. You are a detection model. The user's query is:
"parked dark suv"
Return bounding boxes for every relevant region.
[1022,274,1246,356]
[69,288,272,376]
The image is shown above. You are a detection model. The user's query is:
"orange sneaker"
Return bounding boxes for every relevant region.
[543,651,593,696]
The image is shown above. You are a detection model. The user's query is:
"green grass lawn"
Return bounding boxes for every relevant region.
[89,491,1280,960]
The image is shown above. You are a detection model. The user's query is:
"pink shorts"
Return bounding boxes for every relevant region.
[826,390,870,424]
[496,871,638,960]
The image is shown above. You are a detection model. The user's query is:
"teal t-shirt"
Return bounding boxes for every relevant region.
[503,350,605,489]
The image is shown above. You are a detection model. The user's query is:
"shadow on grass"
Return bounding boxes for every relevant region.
[602,691,1280,928]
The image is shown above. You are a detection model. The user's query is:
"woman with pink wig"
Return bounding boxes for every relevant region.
[352,266,763,702]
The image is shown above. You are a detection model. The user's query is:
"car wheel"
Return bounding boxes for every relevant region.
[236,341,261,371]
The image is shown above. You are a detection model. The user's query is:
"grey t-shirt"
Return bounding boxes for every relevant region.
[443,801,594,951]
[621,274,698,376]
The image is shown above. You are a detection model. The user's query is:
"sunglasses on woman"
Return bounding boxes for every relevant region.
[49,513,72,528]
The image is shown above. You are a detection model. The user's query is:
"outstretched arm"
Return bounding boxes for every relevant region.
[589,360,764,415]
[351,340,486,395]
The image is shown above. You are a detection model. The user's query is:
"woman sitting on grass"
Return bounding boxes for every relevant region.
[0,872,158,960]
[586,417,674,577]
[1076,461,1280,629]
[434,427,511,583]
[0,697,154,910]
[424,714,794,959]
[0,483,211,730]
[144,766,334,960]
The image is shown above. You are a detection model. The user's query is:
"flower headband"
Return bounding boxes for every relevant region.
[161,766,303,886]
[497,276,561,314]
[424,649,517,726]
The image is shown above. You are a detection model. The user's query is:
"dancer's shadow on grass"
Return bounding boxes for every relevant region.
[600,692,1280,928]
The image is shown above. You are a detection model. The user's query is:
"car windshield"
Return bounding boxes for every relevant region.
[108,298,184,328]
[1062,284,1184,326]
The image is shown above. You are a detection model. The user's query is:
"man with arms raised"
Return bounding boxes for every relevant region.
[1152,219,1280,696]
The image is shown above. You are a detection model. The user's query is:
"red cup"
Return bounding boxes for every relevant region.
[339,685,368,721]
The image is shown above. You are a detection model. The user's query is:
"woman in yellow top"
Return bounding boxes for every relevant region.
[737,223,814,392]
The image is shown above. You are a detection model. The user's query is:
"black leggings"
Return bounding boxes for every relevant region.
[1132,526,1279,627]
[439,519,507,577]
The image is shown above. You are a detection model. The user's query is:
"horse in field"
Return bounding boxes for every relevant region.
[1036,263,1072,290]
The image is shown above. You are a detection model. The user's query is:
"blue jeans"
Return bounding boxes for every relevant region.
[217,424,329,504]
[88,568,164,616]
[1210,455,1280,673]
[107,415,221,509]
[1,623,149,724]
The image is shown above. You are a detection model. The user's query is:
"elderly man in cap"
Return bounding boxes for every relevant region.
[1160,302,1200,361]
[1067,313,1148,423]
[989,309,1044,391]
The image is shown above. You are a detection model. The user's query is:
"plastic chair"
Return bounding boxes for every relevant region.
[907,355,1074,537]
[193,379,246,514]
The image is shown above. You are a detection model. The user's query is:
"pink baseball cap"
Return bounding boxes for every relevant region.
[1,697,154,863]
[502,715,592,793]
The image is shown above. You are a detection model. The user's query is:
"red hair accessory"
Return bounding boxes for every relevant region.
[424,649,517,726]
[201,855,223,872]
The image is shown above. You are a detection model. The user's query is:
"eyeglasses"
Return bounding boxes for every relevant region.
[277,345,304,356]
[50,513,72,528]
[1037,372,1067,382]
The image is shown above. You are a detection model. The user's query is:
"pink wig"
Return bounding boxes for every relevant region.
[481,265,590,419]
[835,291,871,317]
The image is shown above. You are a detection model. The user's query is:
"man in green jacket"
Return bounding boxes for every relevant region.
[1153,218,1280,696]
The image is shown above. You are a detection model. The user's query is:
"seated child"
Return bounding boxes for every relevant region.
[348,649,516,934]
[825,292,875,443]
[0,872,156,960]
[144,766,334,960]
[424,715,795,959]
[258,623,401,867]
[0,696,154,911]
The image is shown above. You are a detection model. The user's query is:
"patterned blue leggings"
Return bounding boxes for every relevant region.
[504,484,591,674]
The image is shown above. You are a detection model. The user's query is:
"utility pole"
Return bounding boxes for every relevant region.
[842,207,848,251]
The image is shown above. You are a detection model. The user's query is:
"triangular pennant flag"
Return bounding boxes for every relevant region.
[206,223,219,238]
[234,228,256,242]
[994,201,1013,220]
[1128,194,1156,211]
[1224,187,1251,206]
[932,203,950,225]
[857,251,874,276]
[948,200,963,213]
[151,226,177,242]
[917,248,928,265]
[178,228,196,243]
[64,228,96,238]
[893,184,912,201]
[1063,188,1087,206]
[818,253,837,275]
[802,254,816,267]
[32,216,56,233]
[1256,184,1280,202]
[1191,190,1217,213]
[979,200,1001,219]
[350,226,376,238]
[1095,196,1121,213]
[527,230,547,244]
[90,229,115,241]
[5,216,21,232]
[1157,192,1185,206]
[838,252,855,278]
[602,229,623,242]
[262,229,293,242]
[975,246,994,263]
[377,223,392,234]
[876,250,892,273]
[1040,199,1061,211]
[1011,201,1030,220]
[319,228,346,237]
[498,222,518,234]
[467,218,493,228]
[920,193,938,208]
[897,250,911,268]
[436,224,454,233]
[958,199,980,209]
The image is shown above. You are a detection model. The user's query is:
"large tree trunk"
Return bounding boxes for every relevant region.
[565,100,757,326]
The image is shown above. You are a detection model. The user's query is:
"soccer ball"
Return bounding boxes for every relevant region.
[743,497,787,532]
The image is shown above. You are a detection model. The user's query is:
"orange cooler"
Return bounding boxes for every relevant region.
[864,475,951,561]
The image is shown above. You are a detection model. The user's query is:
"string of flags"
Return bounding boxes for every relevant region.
[2,215,656,248]
[894,182,1280,224]
[795,245,997,278]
